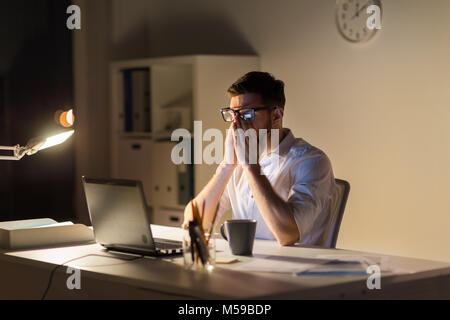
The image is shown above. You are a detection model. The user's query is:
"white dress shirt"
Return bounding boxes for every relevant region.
[217,129,336,246]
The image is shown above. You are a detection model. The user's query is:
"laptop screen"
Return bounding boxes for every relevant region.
[82,178,155,250]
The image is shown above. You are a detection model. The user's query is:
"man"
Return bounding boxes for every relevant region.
[183,72,336,246]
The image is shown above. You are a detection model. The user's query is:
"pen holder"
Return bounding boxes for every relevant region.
[182,225,215,271]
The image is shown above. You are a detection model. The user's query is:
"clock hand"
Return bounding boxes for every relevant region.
[351,2,370,19]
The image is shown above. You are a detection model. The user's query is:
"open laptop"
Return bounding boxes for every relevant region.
[82,177,183,256]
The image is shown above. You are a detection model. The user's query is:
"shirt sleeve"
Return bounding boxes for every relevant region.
[287,151,335,243]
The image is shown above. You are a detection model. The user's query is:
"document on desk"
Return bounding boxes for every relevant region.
[0,218,72,231]
[296,260,368,276]
[311,254,411,275]
[228,255,332,274]
[0,218,94,250]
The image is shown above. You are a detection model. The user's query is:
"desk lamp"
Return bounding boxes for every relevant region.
[0,130,74,161]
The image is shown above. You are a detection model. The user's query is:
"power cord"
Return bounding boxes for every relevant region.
[41,253,144,300]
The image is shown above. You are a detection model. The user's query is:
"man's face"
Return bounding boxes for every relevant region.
[229,93,273,131]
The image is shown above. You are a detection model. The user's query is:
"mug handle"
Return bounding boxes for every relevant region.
[220,224,228,241]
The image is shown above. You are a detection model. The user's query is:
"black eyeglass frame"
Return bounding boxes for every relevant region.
[220,105,278,122]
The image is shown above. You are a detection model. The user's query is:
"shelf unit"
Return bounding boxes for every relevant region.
[110,55,260,226]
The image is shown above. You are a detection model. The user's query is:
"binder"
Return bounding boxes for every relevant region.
[122,68,151,133]
[123,70,133,132]
[131,69,151,132]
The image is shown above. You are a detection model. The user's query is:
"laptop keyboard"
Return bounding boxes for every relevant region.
[153,238,182,250]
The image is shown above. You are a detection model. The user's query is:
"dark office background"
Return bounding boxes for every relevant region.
[0,0,75,222]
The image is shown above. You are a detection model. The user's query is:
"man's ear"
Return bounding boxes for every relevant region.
[271,107,284,127]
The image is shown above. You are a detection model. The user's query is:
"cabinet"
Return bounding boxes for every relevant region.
[110,55,260,225]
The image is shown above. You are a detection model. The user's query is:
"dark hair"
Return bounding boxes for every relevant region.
[227,72,286,108]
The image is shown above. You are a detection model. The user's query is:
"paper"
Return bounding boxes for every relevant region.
[314,254,411,275]
[28,222,74,229]
[0,218,73,231]
[316,254,380,266]
[297,260,368,276]
[229,255,331,274]
[0,219,93,250]
[216,257,240,264]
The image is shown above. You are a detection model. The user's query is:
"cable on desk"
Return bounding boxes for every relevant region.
[41,253,144,300]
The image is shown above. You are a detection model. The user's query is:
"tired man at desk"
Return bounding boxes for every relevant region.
[183,72,336,246]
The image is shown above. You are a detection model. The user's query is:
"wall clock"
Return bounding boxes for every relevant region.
[336,0,382,43]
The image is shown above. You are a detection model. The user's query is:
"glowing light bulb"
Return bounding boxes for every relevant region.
[57,109,75,128]
[66,109,75,126]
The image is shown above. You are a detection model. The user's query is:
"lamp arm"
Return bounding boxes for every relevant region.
[0,145,26,161]
[0,130,73,161]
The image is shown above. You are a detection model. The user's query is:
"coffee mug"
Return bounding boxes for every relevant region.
[220,219,257,256]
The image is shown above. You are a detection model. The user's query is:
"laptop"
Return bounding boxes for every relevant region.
[82,177,183,256]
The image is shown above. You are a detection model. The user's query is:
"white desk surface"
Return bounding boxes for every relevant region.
[1,225,449,299]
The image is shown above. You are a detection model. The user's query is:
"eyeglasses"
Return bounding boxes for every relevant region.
[220,106,277,122]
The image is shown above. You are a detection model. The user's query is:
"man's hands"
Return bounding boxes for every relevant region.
[223,117,260,168]
[183,112,298,246]
[182,124,238,229]
[231,116,263,168]
[227,116,299,246]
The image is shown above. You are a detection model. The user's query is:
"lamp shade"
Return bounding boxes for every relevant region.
[24,130,75,156]
[38,130,75,152]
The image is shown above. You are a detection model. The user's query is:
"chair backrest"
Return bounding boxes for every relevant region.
[323,179,350,248]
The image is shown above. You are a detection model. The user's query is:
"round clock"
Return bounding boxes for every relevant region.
[336,0,382,43]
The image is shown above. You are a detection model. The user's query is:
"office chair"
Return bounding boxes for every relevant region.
[323,179,350,248]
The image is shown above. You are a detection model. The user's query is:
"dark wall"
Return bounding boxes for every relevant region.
[0,0,74,222]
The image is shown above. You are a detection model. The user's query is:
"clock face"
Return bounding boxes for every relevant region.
[336,0,382,43]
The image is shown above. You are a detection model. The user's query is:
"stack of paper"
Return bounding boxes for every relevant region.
[228,255,332,274]
[0,218,94,250]
[297,260,368,276]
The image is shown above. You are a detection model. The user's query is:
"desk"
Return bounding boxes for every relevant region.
[0,225,449,299]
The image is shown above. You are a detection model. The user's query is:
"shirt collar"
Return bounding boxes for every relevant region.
[261,128,295,163]
[277,128,296,157]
